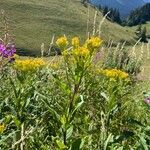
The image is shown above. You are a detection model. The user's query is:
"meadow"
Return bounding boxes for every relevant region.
[0,0,137,56]
[0,34,150,149]
[0,0,150,150]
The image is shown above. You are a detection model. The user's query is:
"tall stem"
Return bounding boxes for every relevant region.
[20,123,25,150]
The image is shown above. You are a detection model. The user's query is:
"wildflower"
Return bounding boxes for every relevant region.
[0,123,5,133]
[73,46,90,58]
[97,68,129,79]
[144,97,150,105]
[0,42,16,58]
[14,58,46,72]
[56,36,68,49]
[0,43,5,55]
[72,37,79,47]
[85,37,103,50]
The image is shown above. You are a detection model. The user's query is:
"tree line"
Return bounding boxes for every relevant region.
[80,1,149,43]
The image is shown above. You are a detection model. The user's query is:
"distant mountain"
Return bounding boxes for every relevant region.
[90,0,145,18]
[126,3,150,26]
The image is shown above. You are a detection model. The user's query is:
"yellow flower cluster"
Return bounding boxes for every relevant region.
[56,36,103,63]
[97,69,129,79]
[0,123,5,133]
[14,58,46,72]
[85,37,103,49]
[72,37,79,47]
[73,46,90,58]
[56,36,68,48]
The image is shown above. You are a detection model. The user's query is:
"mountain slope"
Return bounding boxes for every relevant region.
[90,0,145,18]
[0,0,135,55]
[126,3,150,26]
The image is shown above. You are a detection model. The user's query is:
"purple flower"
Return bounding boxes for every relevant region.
[144,97,150,104]
[0,43,5,55]
[0,42,16,58]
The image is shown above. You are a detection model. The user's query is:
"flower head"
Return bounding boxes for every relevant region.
[56,36,68,49]
[97,68,129,79]
[85,37,102,50]
[72,37,80,47]
[14,58,46,72]
[73,46,90,58]
[0,42,16,58]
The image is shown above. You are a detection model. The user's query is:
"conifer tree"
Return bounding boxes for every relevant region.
[135,25,147,43]
[103,6,109,16]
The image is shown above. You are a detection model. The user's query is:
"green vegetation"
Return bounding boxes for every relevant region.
[0,0,135,56]
[101,6,122,24]
[0,1,150,149]
[135,25,148,43]
[0,35,150,149]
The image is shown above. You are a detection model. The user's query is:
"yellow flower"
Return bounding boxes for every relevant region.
[73,46,90,57]
[0,123,5,133]
[97,68,129,79]
[85,37,103,49]
[119,71,129,79]
[72,37,79,47]
[14,58,46,72]
[56,36,68,48]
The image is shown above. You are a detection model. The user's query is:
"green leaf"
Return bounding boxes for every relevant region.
[56,140,67,149]
[12,116,21,127]
[0,130,18,144]
[118,147,124,150]
[60,115,66,126]
[71,138,84,150]
[139,135,149,150]
[25,98,31,108]
[73,95,84,113]
[37,92,60,121]
[104,133,114,150]
[66,125,73,140]
[70,95,84,122]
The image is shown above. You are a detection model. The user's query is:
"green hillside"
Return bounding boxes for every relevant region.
[0,0,135,56]
[142,22,150,36]
[132,22,150,35]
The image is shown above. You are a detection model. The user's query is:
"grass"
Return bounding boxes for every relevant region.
[0,0,135,56]
[130,43,150,80]
[0,0,149,79]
